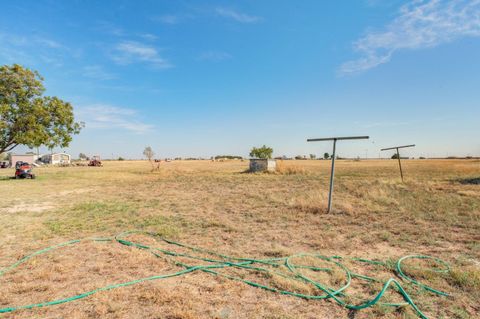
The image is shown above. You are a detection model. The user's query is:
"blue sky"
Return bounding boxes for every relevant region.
[1,0,479,159]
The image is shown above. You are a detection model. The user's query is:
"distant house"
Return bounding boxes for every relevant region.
[10,154,38,166]
[40,153,71,165]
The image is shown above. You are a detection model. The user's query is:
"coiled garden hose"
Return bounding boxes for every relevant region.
[0,231,451,318]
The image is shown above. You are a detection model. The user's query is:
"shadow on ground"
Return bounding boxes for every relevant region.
[459,177,480,185]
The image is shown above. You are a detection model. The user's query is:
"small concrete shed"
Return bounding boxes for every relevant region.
[249,159,276,172]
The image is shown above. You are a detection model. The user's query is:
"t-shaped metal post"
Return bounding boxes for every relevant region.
[307,136,369,213]
[380,144,415,182]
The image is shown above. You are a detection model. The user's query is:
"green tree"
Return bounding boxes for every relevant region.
[323,152,330,159]
[79,153,87,160]
[309,154,316,160]
[0,64,82,154]
[249,145,273,159]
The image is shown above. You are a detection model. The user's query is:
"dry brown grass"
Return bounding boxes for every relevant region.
[275,160,307,175]
[0,159,479,318]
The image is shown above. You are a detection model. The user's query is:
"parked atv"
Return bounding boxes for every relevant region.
[15,161,36,179]
[88,155,103,167]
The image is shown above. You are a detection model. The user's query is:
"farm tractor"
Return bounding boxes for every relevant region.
[88,155,103,167]
[15,161,36,179]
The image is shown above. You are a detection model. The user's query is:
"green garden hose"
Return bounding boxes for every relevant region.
[0,231,451,318]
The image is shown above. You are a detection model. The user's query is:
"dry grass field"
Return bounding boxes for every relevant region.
[0,159,479,319]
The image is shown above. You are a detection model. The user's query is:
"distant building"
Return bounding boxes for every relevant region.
[10,154,38,166]
[40,153,71,165]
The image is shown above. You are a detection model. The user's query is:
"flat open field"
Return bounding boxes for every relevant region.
[0,159,479,319]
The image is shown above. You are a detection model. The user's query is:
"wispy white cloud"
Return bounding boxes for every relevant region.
[0,31,68,66]
[197,50,232,61]
[340,0,480,74]
[77,104,154,134]
[0,45,32,64]
[33,36,63,49]
[153,14,181,24]
[364,0,401,8]
[139,33,158,41]
[215,7,262,23]
[112,41,172,68]
[96,21,159,43]
[0,33,27,46]
[151,13,196,25]
[95,21,125,37]
[82,65,116,80]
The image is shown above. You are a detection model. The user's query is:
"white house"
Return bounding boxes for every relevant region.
[40,153,71,165]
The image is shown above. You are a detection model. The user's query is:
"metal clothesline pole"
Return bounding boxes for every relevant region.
[380,144,415,182]
[328,139,337,213]
[307,136,369,213]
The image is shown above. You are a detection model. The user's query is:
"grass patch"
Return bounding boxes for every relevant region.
[44,201,179,237]
[448,266,480,293]
[276,161,307,175]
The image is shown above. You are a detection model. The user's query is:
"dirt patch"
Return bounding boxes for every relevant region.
[3,202,54,213]
[57,189,91,196]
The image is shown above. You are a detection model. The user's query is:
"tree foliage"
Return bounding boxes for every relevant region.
[143,146,155,161]
[0,64,82,154]
[249,145,273,159]
[143,146,159,171]
[323,152,330,160]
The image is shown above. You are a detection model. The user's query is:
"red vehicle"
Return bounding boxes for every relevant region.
[15,161,36,179]
[88,155,102,167]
